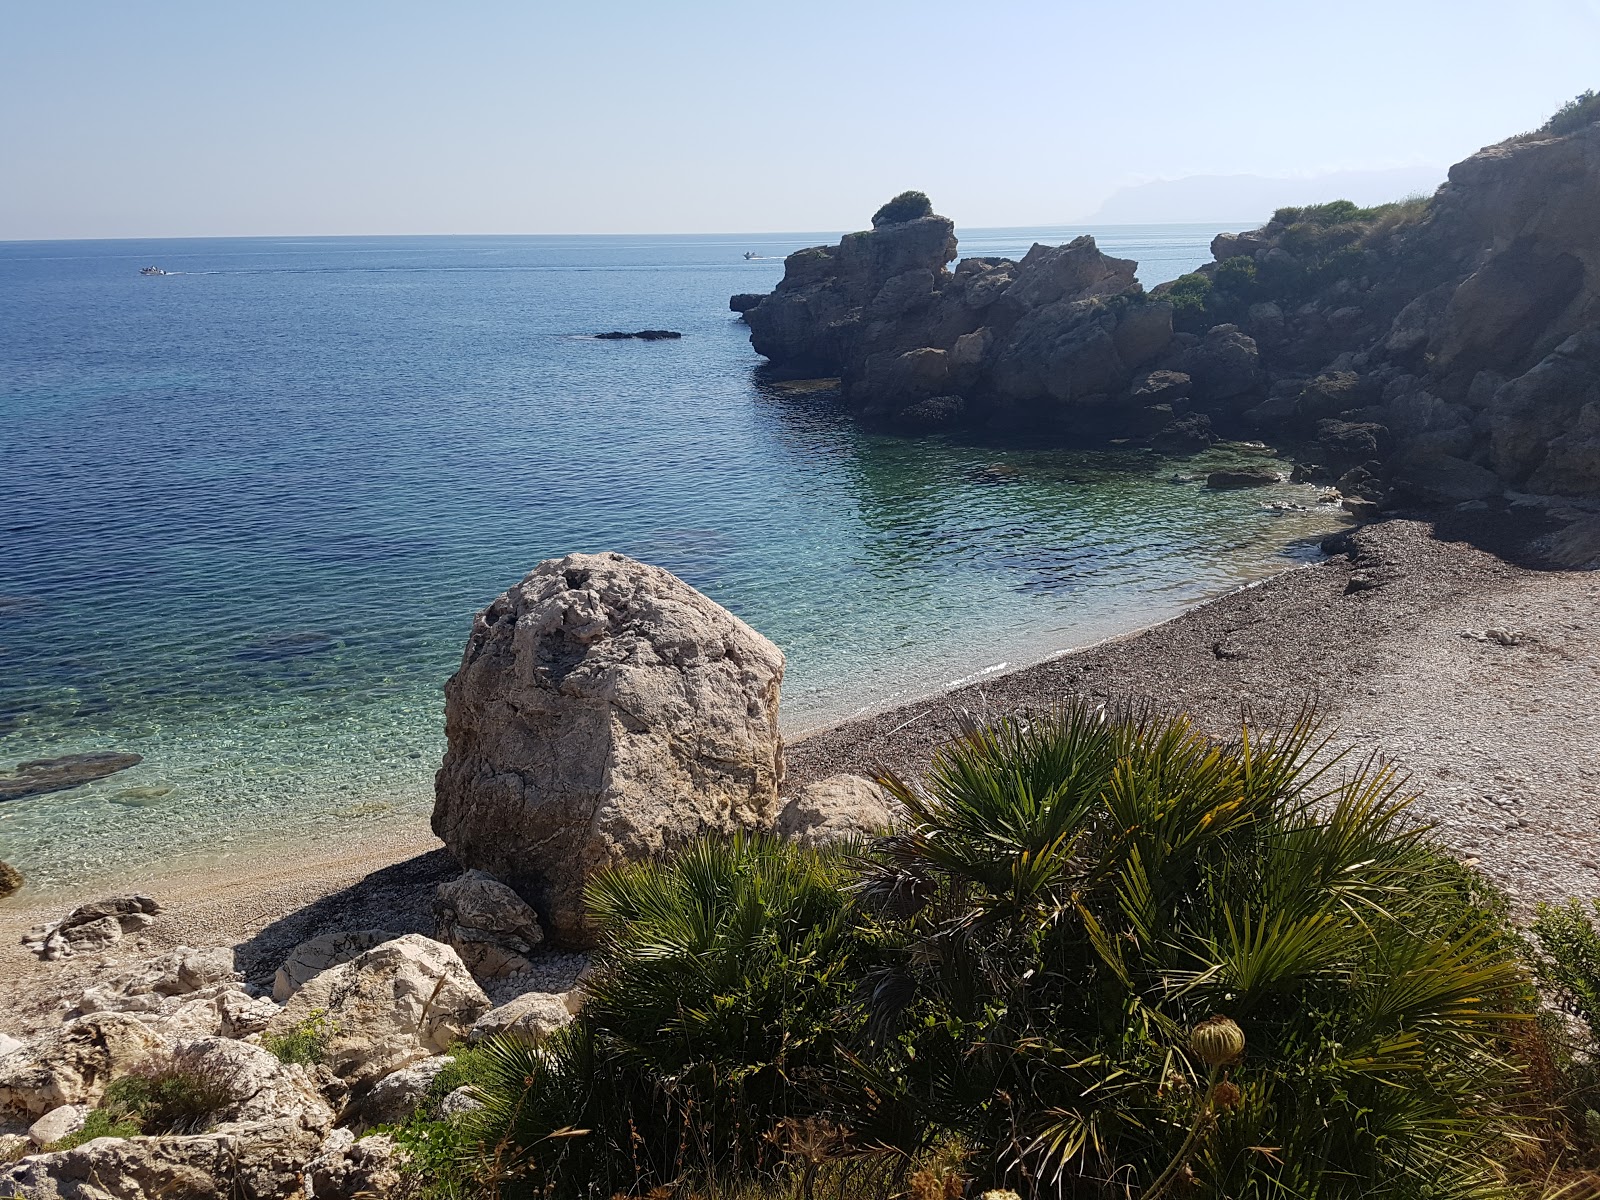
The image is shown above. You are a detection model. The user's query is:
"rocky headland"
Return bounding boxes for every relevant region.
[734,113,1600,513]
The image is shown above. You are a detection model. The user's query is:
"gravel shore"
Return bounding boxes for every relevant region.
[3,510,1596,1034]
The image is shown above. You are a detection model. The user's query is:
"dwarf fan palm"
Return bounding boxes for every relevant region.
[853,702,1530,1199]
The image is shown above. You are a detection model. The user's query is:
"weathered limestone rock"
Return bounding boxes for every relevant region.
[433,552,785,945]
[21,895,162,961]
[357,1055,454,1126]
[303,1131,406,1200]
[170,1038,335,1133]
[0,1012,169,1117]
[435,870,545,978]
[266,934,489,1090]
[0,1118,325,1200]
[28,1103,88,1147]
[774,774,895,847]
[469,991,573,1044]
[0,860,21,899]
[272,929,397,1002]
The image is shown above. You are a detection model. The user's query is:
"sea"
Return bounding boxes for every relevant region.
[0,224,1346,889]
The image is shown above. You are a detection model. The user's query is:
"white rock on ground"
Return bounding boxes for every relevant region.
[469,991,572,1044]
[434,870,544,978]
[21,896,163,961]
[0,1032,23,1057]
[774,773,896,846]
[27,1103,87,1146]
[356,1054,454,1126]
[0,1011,170,1117]
[265,933,489,1089]
[437,1085,484,1118]
[432,551,786,946]
[272,929,397,1002]
[303,1131,404,1200]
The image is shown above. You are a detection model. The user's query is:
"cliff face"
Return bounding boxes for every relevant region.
[735,115,1600,501]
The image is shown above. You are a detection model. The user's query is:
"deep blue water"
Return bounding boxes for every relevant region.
[0,227,1344,887]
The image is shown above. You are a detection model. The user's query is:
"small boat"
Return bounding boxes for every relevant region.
[744,252,756,260]
[140,266,167,276]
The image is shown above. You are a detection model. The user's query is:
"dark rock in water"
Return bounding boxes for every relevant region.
[1206,469,1280,490]
[595,330,682,340]
[0,860,21,900]
[1151,412,1215,455]
[0,751,144,802]
[729,294,764,314]
[894,393,966,432]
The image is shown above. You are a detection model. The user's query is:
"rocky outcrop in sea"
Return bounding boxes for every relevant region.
[734,115,1600,506]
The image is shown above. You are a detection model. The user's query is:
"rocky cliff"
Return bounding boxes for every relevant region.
[734,110,1600,502]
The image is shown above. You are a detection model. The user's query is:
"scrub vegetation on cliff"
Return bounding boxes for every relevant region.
[394,705,1600,1200]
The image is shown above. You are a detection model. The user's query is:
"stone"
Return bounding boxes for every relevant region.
[433,552,785,945]
[22,895,162,961]
[1151,412,1214,455]
[1391,454,1504,504]
[1317,419,1390,466]
[0,1033,22,1057]
[1205,469,1280,490]
[273,929,397,1003]
[28,1104,87,1147]
[434,870,544,979]
[894,393,965,432]
[470,991,573,1045]
[0,1012,170,1117]
[1004,238,1138,309]
[355,1055,454,1126]
[774,774,895,847]
[594,329,682,340]
[304,1131,405,1200]
[0,860,21,899]
[168,1038,334,1132]
[1490,333,1600,493]
[729,294,764,314]
[265,934,490,1090]
[0,752,143,802]
[1182,325,1263,405]
[0,1118,326,1200]
[438,1086,484,1118]
[1131,369,1192,403]
[1342,497,1383,521]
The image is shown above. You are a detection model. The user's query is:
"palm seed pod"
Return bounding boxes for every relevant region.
[1190,1015,1245,1067]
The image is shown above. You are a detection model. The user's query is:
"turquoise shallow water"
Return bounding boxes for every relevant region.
[0,226,1344,888]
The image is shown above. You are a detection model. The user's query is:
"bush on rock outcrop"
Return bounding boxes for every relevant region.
[432,551,785,946]
[872,189,933,227]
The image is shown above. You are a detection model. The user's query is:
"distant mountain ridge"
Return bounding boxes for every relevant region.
[1084,165,1446,226]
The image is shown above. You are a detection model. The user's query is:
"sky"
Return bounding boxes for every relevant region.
[2,0,1597,239]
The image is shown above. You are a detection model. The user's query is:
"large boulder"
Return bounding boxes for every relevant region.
[0,1012,169,1117]
[433,552,785,945]
[1490,332,1600,493]
[265,934,489,1090]
[22,896,162,961]
[469,991,574,1045]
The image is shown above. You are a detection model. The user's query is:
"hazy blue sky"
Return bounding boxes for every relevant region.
[3,0,1596,239]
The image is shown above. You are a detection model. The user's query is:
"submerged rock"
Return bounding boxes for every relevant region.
[0,751,143,802]
[594,329,682,340]
[1206,469,1281,490]
[433,552,785,945]
[0,860,21,899]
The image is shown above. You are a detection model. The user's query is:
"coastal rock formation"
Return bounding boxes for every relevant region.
[433,870,544,978]
[265,934,489,1089]
[433,552,785,945]
[774,774,896,846]
[736,109,1600,500]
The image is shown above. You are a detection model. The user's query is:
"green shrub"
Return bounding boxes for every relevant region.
[1534,897,1600,1041]
[1543,89,1600,137]
[852,702,1532,1198]
[1164,271,1214,331]
[872,190,933,227]
[262,1007,335,1065]
[455,833,868,1197]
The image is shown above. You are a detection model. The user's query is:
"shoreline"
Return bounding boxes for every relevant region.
[4,507,1598,1032]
